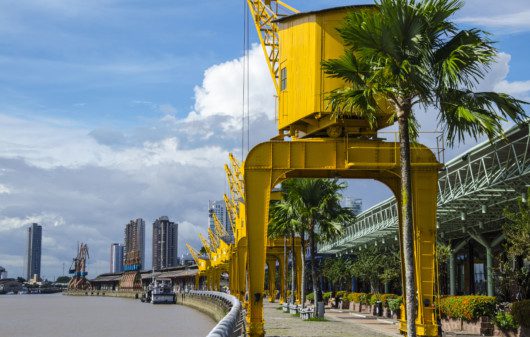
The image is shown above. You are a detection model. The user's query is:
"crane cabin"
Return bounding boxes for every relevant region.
[275,5,394,138]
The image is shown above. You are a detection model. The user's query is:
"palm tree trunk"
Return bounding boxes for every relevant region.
[290,232,296,304]
[300,231,306,308]
[309,223,321,317]
[398,106,417,337]
[283,236,288,303]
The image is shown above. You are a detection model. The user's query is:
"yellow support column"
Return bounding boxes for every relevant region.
[267,257,277,303]
[244,169,271,337]
[237,239,248,304]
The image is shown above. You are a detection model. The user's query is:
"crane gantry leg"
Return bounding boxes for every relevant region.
[243,139,440,337]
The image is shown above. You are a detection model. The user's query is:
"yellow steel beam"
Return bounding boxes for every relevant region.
[243,138,440,337]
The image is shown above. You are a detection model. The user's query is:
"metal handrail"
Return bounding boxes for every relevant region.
[189,291,246,337]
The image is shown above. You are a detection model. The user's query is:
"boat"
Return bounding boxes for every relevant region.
[148,279,175,304]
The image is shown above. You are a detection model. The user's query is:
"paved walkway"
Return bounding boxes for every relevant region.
[263,301,401,337]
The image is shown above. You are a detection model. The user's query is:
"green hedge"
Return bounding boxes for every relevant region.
[512,300,530,328]
[322,291,332,302]
[387,297,402,312]
[306,292,314,302]
[439,296,496,321]
[494,311,519,330]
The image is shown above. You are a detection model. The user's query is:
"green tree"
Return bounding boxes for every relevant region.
[268,195,300,304]
[322,1,527,334]
[55,276,71,283]
[499,191,530,300]
[285,178,353,317]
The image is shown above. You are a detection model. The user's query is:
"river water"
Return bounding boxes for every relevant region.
[1,293,215,337]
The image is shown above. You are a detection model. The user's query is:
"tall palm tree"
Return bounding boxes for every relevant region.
[268,197,299,304]
[286,178,353,317]
[322,0,528,334]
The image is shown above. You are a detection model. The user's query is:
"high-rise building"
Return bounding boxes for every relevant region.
[25,223,42,281]
[124,218,145,268]
[208,200,232,240]
[342,197,363,216]
[110,243,124,273]
[152,216,178,271]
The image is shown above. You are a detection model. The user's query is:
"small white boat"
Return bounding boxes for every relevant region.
[149,279,175,304]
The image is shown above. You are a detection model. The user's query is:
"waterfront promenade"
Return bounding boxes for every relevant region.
[263,301,399,337]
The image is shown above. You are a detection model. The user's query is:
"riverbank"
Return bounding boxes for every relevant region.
[65,290,231,330]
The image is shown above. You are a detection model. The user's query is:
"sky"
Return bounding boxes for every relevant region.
[0,0,529,280]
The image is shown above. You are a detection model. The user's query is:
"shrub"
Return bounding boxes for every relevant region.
[512,300,530,328]
[336,290,347,298]
[388,297,402,312]
[494,311,519,330]
[322,291,332,302]
[438,296,496,321]
[381,294,399,308]
[370,293,382,305]
[306,292,314,302]
[347,292,364,303]
[359,293,372,305]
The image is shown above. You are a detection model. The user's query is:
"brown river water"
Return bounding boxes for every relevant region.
[0,293,215,337]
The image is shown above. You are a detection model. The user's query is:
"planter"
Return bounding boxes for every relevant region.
[282,303,289,313]
[349,301,355,311]
[493,326,520,337]
[383,307,392,318]
[360,304,372,315]
[391,309,400,319]
[441,317,494,336]
[289,304,299,315]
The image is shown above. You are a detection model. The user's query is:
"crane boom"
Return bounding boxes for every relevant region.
[246,0,298,94]
[212,213,229,238]
[186,243,201,265]
[198,234,213,259]
[208,228,220,249]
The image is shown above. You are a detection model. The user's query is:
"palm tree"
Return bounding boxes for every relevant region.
[322,0,527,334]
[268,197,299,304]
[286,178,353,317]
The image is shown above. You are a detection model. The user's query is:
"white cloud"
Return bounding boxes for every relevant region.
[186,44,276,131]
[0,213,65,232]
[0,184,11,194]
[457,0,530,32]
[0,45,277,278]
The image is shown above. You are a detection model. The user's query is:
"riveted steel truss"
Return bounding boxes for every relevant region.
[320,121,530,254]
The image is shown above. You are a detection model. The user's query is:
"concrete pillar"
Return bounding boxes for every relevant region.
[278,255,285,304]
[449,254,456,295]
[486,247,494,296]
[467,232,504,297]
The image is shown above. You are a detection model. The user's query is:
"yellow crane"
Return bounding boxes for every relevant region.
[241,2,440,337]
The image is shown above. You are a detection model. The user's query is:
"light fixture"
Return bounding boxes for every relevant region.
[461,226,466,233]
[436,221,439,229]
[460,212,466,221]
[440,232,445,238]
[374,241,378,246]
[382,238,385,244]
[481,204,487,214]
[394,235,398,241]
[478,221,483,229]
[522,193,527,203]
[364,244,367,249]
[359,247,362,251]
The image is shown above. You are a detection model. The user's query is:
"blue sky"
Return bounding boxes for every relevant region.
[0,0,529,280]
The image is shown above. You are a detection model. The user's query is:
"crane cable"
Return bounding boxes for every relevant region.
[242,0,250,160]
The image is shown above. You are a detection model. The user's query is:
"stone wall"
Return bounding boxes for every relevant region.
[176,292,229,323]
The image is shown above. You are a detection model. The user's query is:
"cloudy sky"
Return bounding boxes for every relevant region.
[0,0,528,280]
